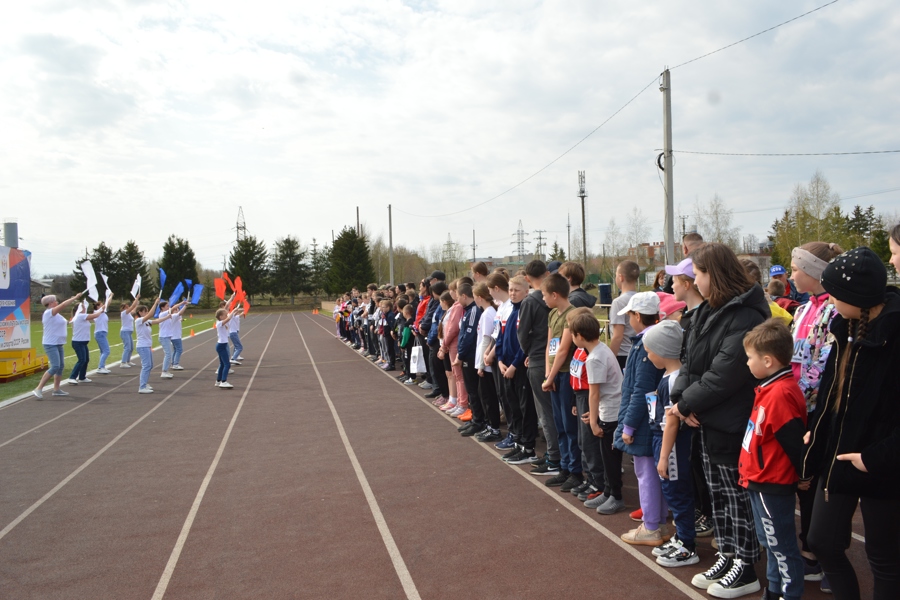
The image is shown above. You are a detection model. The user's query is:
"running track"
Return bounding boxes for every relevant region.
[0,313,869,599]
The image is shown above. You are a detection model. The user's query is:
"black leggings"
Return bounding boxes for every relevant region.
[807,481,900,600]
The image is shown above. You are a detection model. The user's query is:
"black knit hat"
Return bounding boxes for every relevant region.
[821,247,886,309]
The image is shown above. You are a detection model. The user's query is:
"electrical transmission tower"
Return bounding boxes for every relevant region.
[235,206,248,243]
[534,229,546,259]
[442,234,455,268]
[578,171,588,263]
[511,220,529,264]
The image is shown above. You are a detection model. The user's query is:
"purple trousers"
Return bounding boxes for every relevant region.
[634,455,668,530]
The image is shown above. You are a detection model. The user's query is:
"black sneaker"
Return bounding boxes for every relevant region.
[560,473,584,493]
[706,559,760,598]
[570,480,592,496]
[457,421,474,432]
[530,460,561,476]
[545,470,570,487]
[577,484,600,501]
[695,513,714,537]
[507,448,538,465]
[691,553,734,590]
[502,445,522,461]
[476,428,502,443]
[424,389,442,399]
[461,424,486,437]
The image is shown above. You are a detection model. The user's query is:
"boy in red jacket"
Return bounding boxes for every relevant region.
[739,319,807,600]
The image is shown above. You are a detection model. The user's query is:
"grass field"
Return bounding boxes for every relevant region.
[1,316,216,402]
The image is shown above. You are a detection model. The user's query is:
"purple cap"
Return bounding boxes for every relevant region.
[664,258,695,279]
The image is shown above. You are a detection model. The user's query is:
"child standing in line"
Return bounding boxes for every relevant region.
[615,291,667,547]
[454,284,484,431]
[228,302,245,364]
[215,304,241,389]
[436,292,459,412]
[570,310,624,514]
[94,296,113,374]
[739,319,807,600]
[485,273,514,449]
[170,300,188,370]
[472,282,502,443]
[119,295,140,368]
[645,320,698,568]
[609,261,640,370]
[398,304,415,382]
[567,307,606,501]
[541,273,583,491]
[442,280,468,417]
[133,298,171,394]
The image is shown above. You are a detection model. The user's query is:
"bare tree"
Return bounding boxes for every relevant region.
[625,207,650,259]
[694,194,741,251]
[603,217,625,259]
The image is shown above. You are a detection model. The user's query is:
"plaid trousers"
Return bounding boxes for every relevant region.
[701,430,761,564]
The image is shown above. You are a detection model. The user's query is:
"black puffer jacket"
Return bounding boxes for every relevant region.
[517,290,550,369]
[671,284,770,464]
[802,287,900,499]
[569,288,597,309]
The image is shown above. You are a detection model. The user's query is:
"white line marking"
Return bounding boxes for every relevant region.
[0,353,222,544]
[294,314,422,600]
[304,314,706,599]
[151,315,281,600]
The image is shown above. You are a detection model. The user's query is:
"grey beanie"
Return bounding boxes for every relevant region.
[643,320,683,360]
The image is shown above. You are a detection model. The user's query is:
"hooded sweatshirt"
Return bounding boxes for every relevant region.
[517,289,550,369]
[568,287,597,309]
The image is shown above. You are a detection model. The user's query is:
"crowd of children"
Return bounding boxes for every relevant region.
[334,227,900,600]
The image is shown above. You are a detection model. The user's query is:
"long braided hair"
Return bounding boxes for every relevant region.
[833,307,870,413]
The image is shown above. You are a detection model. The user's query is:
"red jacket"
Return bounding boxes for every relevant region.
[414,295,429,329]
[738,369,807,495]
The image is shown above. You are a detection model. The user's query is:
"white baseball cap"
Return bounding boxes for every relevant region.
[616,291,661,316]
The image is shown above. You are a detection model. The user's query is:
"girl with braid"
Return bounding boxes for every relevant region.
[804,247,900,600]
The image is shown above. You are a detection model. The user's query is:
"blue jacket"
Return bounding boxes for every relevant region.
[498,301,526,369]
[614,332,664,457]
[427,304,444,347]
[457,302,482,363]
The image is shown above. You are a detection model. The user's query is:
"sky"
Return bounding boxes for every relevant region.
[2,0,899,278]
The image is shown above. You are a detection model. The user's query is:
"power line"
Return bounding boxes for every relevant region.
[670,0,840,70]
[668,149,900,157]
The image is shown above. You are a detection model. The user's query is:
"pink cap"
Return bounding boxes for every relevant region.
[656,292,686,319]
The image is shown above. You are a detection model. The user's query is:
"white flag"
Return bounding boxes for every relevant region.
[131,274,142,299]
[87,285,99,302]
[81,260,98,290]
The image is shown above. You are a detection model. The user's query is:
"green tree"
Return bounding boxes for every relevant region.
[326,227,375,294]
[115,240,156,299]
[69,242,117,298]
[548,241,567,262]
[309,239,331,297]
[228,235,268,300]
[158,235,200,300]
[269,236,309,303]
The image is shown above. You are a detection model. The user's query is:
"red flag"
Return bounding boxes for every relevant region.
[214,278,226,300]
[222,272,235,291]
[234,276,243,294]
[243,300,251,315]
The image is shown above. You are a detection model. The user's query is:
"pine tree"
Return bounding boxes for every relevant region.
[228,235,268,300]
[309,240,331,297]
[269,236,309,303]
[326,227,375,294]
[69,242,117,298]
[158,235,200,299]
[548,241,567,262]
[115,241,156,299]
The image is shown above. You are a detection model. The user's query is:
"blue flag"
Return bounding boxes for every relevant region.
[158,267,167,293]
[191,284,205,305]
[168,282,185,307]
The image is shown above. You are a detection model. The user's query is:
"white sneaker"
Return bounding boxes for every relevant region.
[219,381,234,389]
[128,362,137,366]
[215,381,221,387]
[52,389,69,397]
[231,361,242,366]
[236,356,245,361]
[160,372,174,379]
[96,368,111,374]
[171,365,184,370]
[120,363,132,368]
[229,369,235,374]
[65,378,79,385]
[138,387,154,394]
[78,378,92,383]
[33,388,44,399]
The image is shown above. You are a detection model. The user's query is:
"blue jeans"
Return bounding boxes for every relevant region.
[550,372,582,474]
[121,330,134,364]
[96,332,110,368]
[70,340,90,380]
[216,342,231,382]
[652,429,696,546]
[160,337,173,371]
[229,332,243,360]
[44,344,65,376]
[136,347,152,389]
[171,338,183,365]
[749,490,804,600]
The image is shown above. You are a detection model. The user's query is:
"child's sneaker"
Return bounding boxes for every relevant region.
[457,409,472,421]
[418,381,434,389]
[656,540,700,568]
[803,559,824,581]
[691,553,734,589]
[706,558,760,598]
[819,574,831,594]
[530,459,560,476]
[431,396,446,406]
[439,399,456,411]
[577,484,600,501]
[501,445,522,461]
[544,470,570,487]
[596,497,626,515]
[560,473,584,493]
[570,480,592,496]
[448,406,466,417]
[621,523,664,547]
[494,433,516,451]
[584,492,610,509]
[403,378,417,385]
[695,512,714,537]
[652,536,681,557]
[476,427,502,443]
[630,507,643,522]
[507,448,538,465]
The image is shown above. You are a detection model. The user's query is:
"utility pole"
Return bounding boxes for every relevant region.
[578,171,588,265]
[534,229,546,259]
[388,204,394,284]
[567,214,571,260]
[357,207,361,237]
[660,69,676,265]
[332,230,334,245]
[471,230,477,263]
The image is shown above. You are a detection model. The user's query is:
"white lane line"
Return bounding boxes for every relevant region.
[151,314,281,600]
[303,314,703,599]
[0,353,222,544]
[293,314,422,600]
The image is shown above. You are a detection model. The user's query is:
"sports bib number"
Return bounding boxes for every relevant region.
[742,419,754,452]
[548,337,560,356]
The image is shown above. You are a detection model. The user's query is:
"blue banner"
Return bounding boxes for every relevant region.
[0,247,32,350]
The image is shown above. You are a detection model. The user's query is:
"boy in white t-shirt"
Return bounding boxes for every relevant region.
[609,260,640,370]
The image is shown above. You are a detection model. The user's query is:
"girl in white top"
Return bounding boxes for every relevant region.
[119,295,141,368]
[132,297,172,394]
[33,292,83,399]
[94,296,112,374]
[215,303,241,389]
[67,301,105,384]
[473,282,502,436]
[169,300,188,370]
[158,300,188,378]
